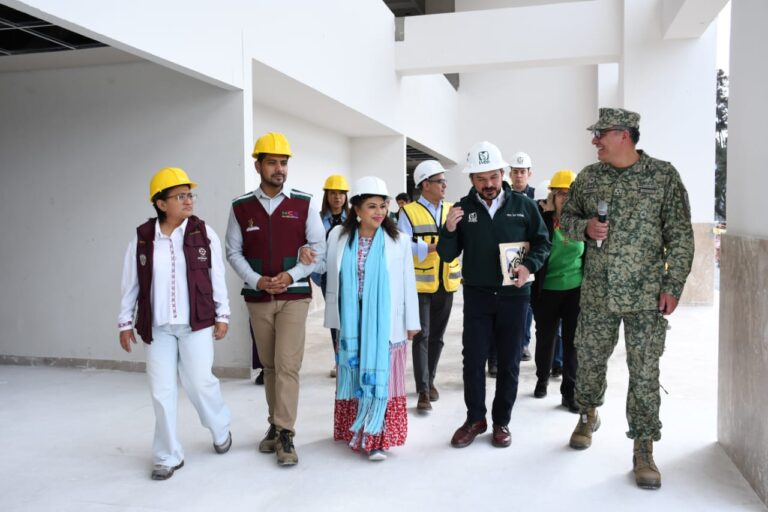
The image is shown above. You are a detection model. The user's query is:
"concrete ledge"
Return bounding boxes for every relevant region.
[718,233,768,505]
[680,222,715,306]
[0,355,249,379]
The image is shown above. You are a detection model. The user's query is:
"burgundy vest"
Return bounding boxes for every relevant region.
[134,216,216,343]
[232,190,312,303]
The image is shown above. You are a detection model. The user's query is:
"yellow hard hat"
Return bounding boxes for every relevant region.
[323,174,350,191]
[149,167,198,203]
[549,169,576,189]
[252,132,292,158]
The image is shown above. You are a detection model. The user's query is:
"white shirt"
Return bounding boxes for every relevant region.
[476,189,505,219]
[118,219,230,331]
[225,185,325,289]
[397,196,445,262]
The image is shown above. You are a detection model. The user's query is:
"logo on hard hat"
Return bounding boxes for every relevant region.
[516,156,525,164]
[478,151,490,165]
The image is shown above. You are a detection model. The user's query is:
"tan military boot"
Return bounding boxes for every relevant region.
[258,424,278,453]
[569,407,600,450]
[275,429,299,466]
[633,439,661,489]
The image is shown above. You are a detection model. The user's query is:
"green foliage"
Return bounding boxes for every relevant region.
[715,69,728,221]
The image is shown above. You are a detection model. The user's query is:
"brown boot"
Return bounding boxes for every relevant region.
[417,391,432,411]
[569,408,600,450]
[633,439,661,489]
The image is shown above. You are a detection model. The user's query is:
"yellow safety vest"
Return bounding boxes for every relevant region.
[401,201,462,293]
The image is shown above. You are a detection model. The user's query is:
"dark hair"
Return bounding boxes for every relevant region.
[341,194,399,246]
[395,192,410,202]
[628,127,640,144]
[256,153,291,163]
[320,189,350,217]
[151,189,170,222]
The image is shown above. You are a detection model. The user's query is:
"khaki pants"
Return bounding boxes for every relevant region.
[247,299,311,433]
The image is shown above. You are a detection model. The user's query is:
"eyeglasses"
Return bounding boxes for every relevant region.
[165,192,197,202]
[426,178,447,185]
[591,128,626,140]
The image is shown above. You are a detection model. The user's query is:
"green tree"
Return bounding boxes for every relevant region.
[715,69,728,221]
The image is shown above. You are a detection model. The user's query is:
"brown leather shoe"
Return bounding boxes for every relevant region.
[429,385,439,402]
[491,424,511,447]
[417,391,432,411]
[450,419,488,448]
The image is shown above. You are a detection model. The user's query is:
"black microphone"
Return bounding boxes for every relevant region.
[597,200,608,248]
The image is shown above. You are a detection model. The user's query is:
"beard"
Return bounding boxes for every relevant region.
[479,185,500,201]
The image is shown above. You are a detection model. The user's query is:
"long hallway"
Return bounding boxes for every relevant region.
[1,291,764,511]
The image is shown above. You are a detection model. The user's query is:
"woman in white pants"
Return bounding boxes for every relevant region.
[118,167,232,480]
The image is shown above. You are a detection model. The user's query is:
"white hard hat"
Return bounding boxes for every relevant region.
[511,151,532,169]
[413,160,447,186]
[533,180,550,201]
[351,176,389,199]
[463,141,509,174]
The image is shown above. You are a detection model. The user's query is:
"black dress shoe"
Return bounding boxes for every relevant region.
[254,370,264,385]
[534,381,547,398]
[488,363,498,378]
[551,366,563,378]
[561,396,579,413]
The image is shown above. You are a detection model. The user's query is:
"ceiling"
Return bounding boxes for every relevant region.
[0,3,106,56]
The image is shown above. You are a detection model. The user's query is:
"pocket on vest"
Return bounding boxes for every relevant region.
[195,279,215,321]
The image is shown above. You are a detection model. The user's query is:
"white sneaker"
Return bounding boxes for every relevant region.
[368,450,387,461]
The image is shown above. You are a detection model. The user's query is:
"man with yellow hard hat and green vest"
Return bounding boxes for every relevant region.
[225,132,325,467]
[397,160,462,412]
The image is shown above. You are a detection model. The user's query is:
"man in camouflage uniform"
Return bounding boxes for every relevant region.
[560,108,694,489]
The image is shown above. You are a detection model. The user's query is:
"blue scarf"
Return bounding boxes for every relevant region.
[336,227,391,435]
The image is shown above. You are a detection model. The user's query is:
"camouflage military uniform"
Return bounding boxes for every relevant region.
[560,148,694,441]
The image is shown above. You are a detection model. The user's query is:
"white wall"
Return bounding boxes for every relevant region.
[397,0,622,75]
[401,74,460,163]
[725,0,767,237]
[452,65,598,201]
[6,0,243,89]
[247,1,404,134]
[622,0,717,223]
[351,136,407,213]
[8,1,459,178]
[0,61,246,368]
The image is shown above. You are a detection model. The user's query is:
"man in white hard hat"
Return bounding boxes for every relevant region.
[438,141,550,449]
[510,151,536,363]
[225,132,325,467]
[397,160,462,412]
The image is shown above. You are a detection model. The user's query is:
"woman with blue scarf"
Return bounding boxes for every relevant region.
[321,176,420,461]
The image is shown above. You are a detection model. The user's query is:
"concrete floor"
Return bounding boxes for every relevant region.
[1,291,765,512]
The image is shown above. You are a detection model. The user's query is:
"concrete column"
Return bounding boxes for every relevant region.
[718,0,768,505]
[621,0,717,305]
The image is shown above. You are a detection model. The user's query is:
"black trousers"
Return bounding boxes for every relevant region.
[532,287,580,401]
[462,286,528,426]
[412,288,454,393]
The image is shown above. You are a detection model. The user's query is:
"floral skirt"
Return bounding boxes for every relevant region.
[333,341,408,452]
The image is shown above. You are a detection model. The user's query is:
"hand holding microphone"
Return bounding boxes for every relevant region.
[586,200,609,248]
